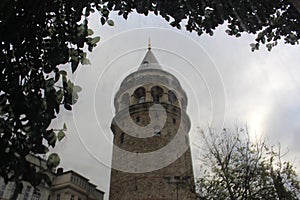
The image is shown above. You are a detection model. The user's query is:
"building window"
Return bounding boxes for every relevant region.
[173,118,176,124]
[70,195,74,200]
[31,189,41,200]
[120,132,125,144]
[9,182,16,198]
[23,185,32,200]
[56,194,60,200]
[0,183,6,198]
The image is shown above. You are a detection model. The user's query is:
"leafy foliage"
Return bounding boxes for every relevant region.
[0,0,107,194]
[101,0,300,51]
[196,127,300,199]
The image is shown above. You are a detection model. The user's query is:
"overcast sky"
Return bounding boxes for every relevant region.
[51,12,300,199]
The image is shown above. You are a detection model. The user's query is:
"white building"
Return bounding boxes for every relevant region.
[0,155,104,200]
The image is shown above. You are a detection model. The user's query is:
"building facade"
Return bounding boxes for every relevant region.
[109,45,196,200]
[0,155,104,200]
[50,169,104,200]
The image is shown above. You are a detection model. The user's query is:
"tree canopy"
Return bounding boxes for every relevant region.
[0,0,101,193]
[0,0,299,195]
[106,0,300,51]
[196,127,300,199]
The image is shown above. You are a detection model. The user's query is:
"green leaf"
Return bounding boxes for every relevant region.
[87,29,94,35]
[45,78,55,87]
[91,36,100,45]
[100,17,106,25]
[81,58,91,65]
[56,89,64,103]
[34,145,49,154]
[88,45,93,52]
[71,59,79,73]
[57,130,65,141]
[45,130,57,147]
[102,9,109,16]
[47,153,60,169]
[73,85,82,93]
[170,21,177,27]
[107,19,114,26]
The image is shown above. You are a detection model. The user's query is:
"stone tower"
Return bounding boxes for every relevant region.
[109,45,196,200]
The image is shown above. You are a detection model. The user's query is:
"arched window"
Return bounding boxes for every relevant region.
[168,90,178,105]
[120,132,125,144]
[133,87,146,104]
[151,86,163,103]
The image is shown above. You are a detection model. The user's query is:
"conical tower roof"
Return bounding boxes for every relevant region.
[138,42,162,71]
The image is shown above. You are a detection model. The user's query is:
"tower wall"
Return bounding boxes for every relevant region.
[110,103,195,200]
[109,48,196,200]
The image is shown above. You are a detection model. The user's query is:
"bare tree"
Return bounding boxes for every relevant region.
[196,127,300,200]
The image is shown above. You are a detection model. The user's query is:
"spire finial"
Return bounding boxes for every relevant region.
[148,37,151,50]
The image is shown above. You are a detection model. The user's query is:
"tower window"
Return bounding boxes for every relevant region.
[151,86,163,103]
[120,132,125,144]
[133,87,146,104]
[168,90,178,105]
[153,95,160,103]
[173,118,176,124]
[136,117,140,122]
